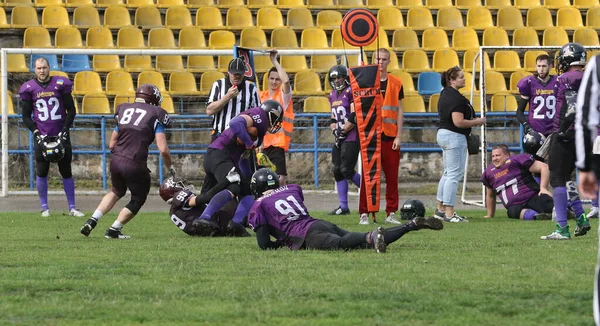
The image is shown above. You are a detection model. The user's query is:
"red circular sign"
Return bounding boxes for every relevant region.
[341,9,379,47]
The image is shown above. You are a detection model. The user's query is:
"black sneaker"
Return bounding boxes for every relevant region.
[80,218,98,237]
[192,218,221,237]
[534,212,552,220]
[413,216,444,230]
[104,227,130,239]
[328,206,351,215]
[227,221,251,237]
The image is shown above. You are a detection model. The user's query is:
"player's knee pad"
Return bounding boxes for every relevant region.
[333,167,344,182]
[506,205,522,219]
[566,181,580,202]
[125,198,146,215]
[226,183,241,197]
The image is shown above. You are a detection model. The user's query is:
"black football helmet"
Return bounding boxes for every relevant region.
[159,177,193,203]
[400,199,426,220]
[522,129,546,155]
[328,65,350,91]
[260,100,284,134]
[555,43,587,75]
[42,136,65,162]
[250,168,280,198]
[135,83,163,106]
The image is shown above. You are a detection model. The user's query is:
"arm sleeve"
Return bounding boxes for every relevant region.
[21,100,37,132]
[207,80,220,104]
[516,97,529,125]
[194,177,232,206]
[61,93,76,130]
[230,116,253,148]
[575,56,600,171]
[255,225,282,250]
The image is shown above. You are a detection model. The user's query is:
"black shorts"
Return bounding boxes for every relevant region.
[506,194,554,219]
[110,155,151,201]
[263,146,287,176]
[201,148,251,196]
[548,138,577,187]
[332,141,360,181]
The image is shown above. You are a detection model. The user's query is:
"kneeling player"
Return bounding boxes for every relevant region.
[481,145,553,220]
[247,168,443,253]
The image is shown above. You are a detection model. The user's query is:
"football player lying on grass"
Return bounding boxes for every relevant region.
[247,168,444,253]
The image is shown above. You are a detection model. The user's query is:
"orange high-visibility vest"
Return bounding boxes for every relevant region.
[381,75,403,138]
[260,89,294,151]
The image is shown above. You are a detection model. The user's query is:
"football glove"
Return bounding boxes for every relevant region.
[168,167,176,179]
[226,167,241,184]
[58,128,69,142]
[256,153,277,172]
[33,130,46,146]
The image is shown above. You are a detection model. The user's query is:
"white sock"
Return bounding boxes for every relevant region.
[92,209,103,221]
[110,221,124,230]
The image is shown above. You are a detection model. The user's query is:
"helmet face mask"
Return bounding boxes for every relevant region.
[159,177,194,203]
[400,199,426,220]
[328,65,350,91]
[42,136,65,162]
[260,100,284,134]
[555,42,587,75]
[250,168,280,198]
[135,84,163,106]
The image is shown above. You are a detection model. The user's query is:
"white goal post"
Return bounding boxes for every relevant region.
[461,45,600,207]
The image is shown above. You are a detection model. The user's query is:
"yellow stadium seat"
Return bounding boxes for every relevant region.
[251,55,271,73]
[367,0,393,9]
[96,0,125,7]
[466,7,493,30]
[87,27,114,48]
[456,0,481,9]
[92,55,121,72]
[106,71,134,96]
[485,70,509,95]
[436,7,464,30]
[574,0,598,8]
[287,7,314,29]
[240,27,268,49]
[5,0,33,5]
[11,6,39,28]
[462,49,491,73]
[168,72,200,96]
[526,7,553,30]
[587,6,600,28]
[588,50,600,60]
[303,96,330,113]
[311,55,338,73]
[217,0,244,8]
[23,26,52,47]
[161,95,175,114]
[208,30,235,48]
[200,71,225,95]
[542,26,569,46]
[365,27,389,51]
[113,94,133,111]
[523,50,548,71]
[124,55,152,72]
[422,28,449,51]
[281,56,308,73]
[544,0,570,9]
[573,27,600,46]
[217,55,234,72]
[196,7,224,30]
[401,95,426,112]
[294,70,323,96]
[257,7,284,29]
[461,71,477,94]
[42,5,69,28]
[248,0,274,8]
[510,70,532,93]
[317,10,343,30]
[556,7,584,30]
[156,56,184,73]
[392,28,420,51]
[186,0,213,7]
[491,94,518,111]
[307,0,335,8]
[82,94,111,114]
[187,56,215,72]
[165,6,192,29]
[493,50,522,72]
[377,7,403,31]
[432,49,459,72]
[397,0,423,9]
[179,26,205,48]
[65,0,93,6]
[55,26,83,48]
[226,6,254,30]
[135,6,162,27]
[73,6,100,28]
[301,27,329,48]
[512,27,540,46]
[425,0,451,9]
[157,0,184,8]
[496,6,524,30]
[277,0,305,8]
[468,94,485,112]
[104,7,131,29]
[271,27,298,48]
[390,70,417,96]
[337,0,364,9]
[126,0,153,7]
[117,27,145,48]
[402,49,431,72]
[35,0,64,7]
[406,7,434,30]
[138,71,167,93]
[482,27,509,46]
[148,28,176,48]
[452,27,479,51]
[515,0,540,8]
[428,93,439,112]
[8,54,29,72]
[73,71,103,96]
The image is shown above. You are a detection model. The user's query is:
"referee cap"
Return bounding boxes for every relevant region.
[228,58,246,75]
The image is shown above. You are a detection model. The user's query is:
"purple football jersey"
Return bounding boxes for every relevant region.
[553,70,583,133]
[169,189,205,236]
[480,154,540,208]
[18,76,73,137]
[112,102,170,164]
[247,184,318,250]
[329,87,358,142]
[517,75,557,136]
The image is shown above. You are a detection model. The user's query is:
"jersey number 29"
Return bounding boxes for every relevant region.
[532,95,556,120]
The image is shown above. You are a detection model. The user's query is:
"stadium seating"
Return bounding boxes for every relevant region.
[42,5,70,28]
[401,95,426,112]
[482,27,510,46]
[72,6,101,28]
[294,70,323,96]
[276,0,305,9]
[36,0,64,7]
[200,71,225,96]
[392,29,420,51]
[493,50,522,72]
[397,0,423,8]
[526,7,553,30]
[515,0,541,9]
[388,71,416,96]
[406,7,434,30]
[208,30,235,71]
[432,49,459,72]
[310,55,337,73]
[114,94,132,111]
[257,7,284,29]
[124,55,153,72]
[364,27,389,51]
[169,72,201,96]
[92,55,122,72]
[496,6,525,30]
[377,7,404,30]
[462,49,491,73]
[165,6,193,29]
[466,7,493,30]
[7,54,29,73]
[426,0,452,9]
[302,96,330,113]
[157,0,185,8]
[11,6,39,28]
[436,7,464,30]
[126,0,154,8]
[337,0,364,9]
[105,70,134,96]
[24,27,52,47]
[523,50,548,71]
[271,27,298,48]
[542,26,569,46]
[512,27,540,46]
[484,70,509,94]
[226,6,254,30]
[456,0,481,9]
[248,0,274,8]
[573,27,600,46]
[5,0,33,6]
[65,0,94,7]
[134,6,163,27]
[117,27,145,48]
[574,0,599,8]
[307,0,336,9]
[462,72,476,94]
[428,93,439,112]
[162,95,176,114]
[217,0,244,8]
[73,71,103,96]
[281,55,308,73]
[186,0,213,8]
[417,71,443,95]
[556,7,583,30]
[55,26,83,48]
[491,94,518,112]
[544,0,570,9]
[138,70,167,93]
[287,7,314,29]
[452,27,480,51]
[367,0,393,8]
[485,0,511,9]
[510,70,532,93]
[82,93,111,114]
[316,10,342,30]
[62,55,92,72]
[587,6,600,28]
[196,6,224,30]
[402,49,431,72]
[104,6,132,29]
[240,27,269,49]
[422,28,449,51]
[96,0,125,7]
[87,27,115,48]
[301,27,329,49]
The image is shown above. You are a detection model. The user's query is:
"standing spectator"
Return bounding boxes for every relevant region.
[435,66,485,222]
[206,58,261,142]
[18,57,85,217]
[259,50,294,186]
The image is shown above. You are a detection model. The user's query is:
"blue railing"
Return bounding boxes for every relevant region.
[3,111,524,190]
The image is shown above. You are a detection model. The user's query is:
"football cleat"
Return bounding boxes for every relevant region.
[104,227,130,239]
[413,216,444,230]
[69,208,85,217]
[328,206,350,216]
[575,214,591,237]
[541,224,571,240]
[371,227,386,253]
[80,218,98,237]
[359,213,369,225]
[385,212,402,224]
[192,218,221,237]
[226,220,251,237]
[41,209,50,217]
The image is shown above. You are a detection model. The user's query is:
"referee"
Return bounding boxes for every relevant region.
[574,53,600,326]
[206,58,261,142]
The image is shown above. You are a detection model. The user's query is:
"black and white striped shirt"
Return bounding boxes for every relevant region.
[575,55,600,172]
[207,78,260,134]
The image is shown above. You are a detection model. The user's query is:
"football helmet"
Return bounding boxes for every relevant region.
[260,100,284,134]
[250,168,279,198]
[135,83,163,106]
[328,65,350,91]
[555,43,587,75]
[400,199,426,220]
[41,136,65,162]
[159,177,193,203]
[522,130,546,155]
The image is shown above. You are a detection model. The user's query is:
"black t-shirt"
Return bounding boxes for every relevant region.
[437,86,474,137]
[381,78,404,141]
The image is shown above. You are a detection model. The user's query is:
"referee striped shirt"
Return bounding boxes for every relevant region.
[207,78,260,134]
[575,55,600,172]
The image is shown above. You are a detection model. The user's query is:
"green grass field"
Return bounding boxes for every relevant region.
[0,210,597,325]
